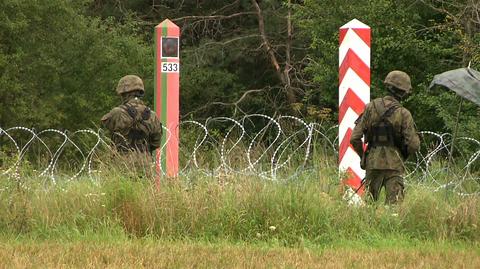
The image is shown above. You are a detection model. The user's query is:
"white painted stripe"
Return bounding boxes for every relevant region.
[339,107,359,143]
[339,147,366,178]
[339,147,359,169]
[340,19,370,29]
[339,68,370,105]
[350,153,366,178]
[339,29,370,68]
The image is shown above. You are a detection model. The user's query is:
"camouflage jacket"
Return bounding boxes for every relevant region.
[350,96,420,172]
[101,98,162,153]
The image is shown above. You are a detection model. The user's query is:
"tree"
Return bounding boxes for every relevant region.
[88,0,311,118]
[0,0,152,130]
[296,0,479,135]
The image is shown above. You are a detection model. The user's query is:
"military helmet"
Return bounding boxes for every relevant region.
[115,75,145,95]
[384,70,412,93]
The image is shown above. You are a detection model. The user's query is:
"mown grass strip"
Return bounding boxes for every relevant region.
[0,240,478,269]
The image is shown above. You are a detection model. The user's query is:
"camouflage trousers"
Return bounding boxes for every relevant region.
[365,169,404,204]
[111,150,157,180]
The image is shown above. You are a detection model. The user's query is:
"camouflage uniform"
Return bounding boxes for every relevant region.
[350,71,420,204]
[101,75,162,153]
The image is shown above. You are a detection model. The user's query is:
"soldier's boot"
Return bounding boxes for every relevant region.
[385,176,404,204]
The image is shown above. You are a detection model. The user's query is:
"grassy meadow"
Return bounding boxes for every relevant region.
[0,159,479,268]
[0,142,478,268]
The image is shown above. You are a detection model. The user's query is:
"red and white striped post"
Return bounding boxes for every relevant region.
[338,19,371,190]
[155,19,180,182]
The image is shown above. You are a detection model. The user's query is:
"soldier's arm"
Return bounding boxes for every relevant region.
[101,111,114,134]
[101,108,126,131]
[350,109,367,156]
[148,114,163,151]
[401,109,420,156]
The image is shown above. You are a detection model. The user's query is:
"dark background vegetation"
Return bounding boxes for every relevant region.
[0,0,479,138]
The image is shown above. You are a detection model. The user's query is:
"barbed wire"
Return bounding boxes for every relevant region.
[1,114,479,195]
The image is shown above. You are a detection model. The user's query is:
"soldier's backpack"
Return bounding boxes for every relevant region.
[368,103,400,149]
[121,103,152,152]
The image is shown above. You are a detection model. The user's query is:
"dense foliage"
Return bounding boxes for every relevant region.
[0,0,151,129]
[0,0,479,138]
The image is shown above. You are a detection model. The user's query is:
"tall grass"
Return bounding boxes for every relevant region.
[0,167,478,245]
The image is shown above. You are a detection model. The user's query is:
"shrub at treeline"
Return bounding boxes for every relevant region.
[0,174,478,243]
[0,0,479,138]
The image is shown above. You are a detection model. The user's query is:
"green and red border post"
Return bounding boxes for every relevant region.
[154,19,180,184]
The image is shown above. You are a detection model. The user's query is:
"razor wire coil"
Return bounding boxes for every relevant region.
[1,115,479,195]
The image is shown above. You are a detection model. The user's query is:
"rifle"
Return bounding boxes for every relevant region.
[360,146,369,170]
[355,178,367,194]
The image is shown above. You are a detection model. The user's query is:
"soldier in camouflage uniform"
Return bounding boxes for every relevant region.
[101,75,162,154]
[350,71,420,204]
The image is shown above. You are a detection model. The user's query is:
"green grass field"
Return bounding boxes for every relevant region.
[0,166,479,268]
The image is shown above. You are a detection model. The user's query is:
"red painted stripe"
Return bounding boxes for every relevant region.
[340,28,371,47]
[339,49,370,85]
[339,28,349,45]
[164,21,180,177]
[166,69,179,177]
[344,167,363,193]
[353,28,371,46]
[339,128,353,160]
[165,19,180,36]
[338,89,366,123]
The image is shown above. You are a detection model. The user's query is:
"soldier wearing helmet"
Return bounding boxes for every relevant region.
[101,75,162,154]
[350,71,420,204]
